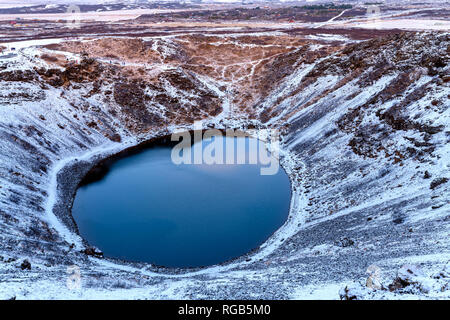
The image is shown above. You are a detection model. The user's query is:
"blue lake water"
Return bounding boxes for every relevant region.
[72,135,291,267]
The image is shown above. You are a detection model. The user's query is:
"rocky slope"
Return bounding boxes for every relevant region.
[0,30,448,299]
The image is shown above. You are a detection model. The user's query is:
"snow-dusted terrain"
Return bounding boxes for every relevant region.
[0,29,449,300]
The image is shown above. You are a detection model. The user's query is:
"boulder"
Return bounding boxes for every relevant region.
[389,264,431,293]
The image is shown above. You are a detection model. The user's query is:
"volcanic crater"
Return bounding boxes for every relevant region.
[0,28,449,299]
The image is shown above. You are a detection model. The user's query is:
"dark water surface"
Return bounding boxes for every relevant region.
[72,136,291,267]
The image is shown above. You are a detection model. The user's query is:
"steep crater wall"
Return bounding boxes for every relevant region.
[0,31,449,299]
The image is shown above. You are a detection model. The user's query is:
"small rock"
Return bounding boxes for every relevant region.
[424,171,431,179]
[337,237,355,247]
[393,217,404,224]
[20,260,31,271]
[430,177,448,190]
[81,247,103,258]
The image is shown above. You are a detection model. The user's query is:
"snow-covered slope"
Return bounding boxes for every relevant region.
[0,31,448,299]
